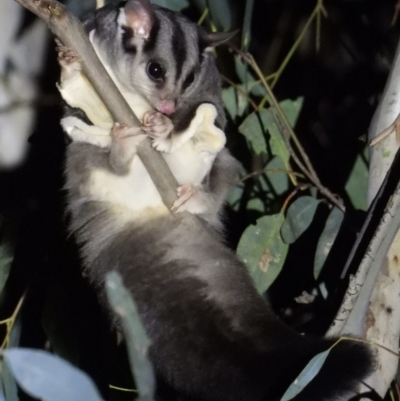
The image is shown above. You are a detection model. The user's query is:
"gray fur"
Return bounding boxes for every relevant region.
[65,141,373,401]
[63,2,373,400]
[85,2,226,132]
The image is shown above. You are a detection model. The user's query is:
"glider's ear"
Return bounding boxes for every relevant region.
[124,0,155,39]
[203,30,239,49]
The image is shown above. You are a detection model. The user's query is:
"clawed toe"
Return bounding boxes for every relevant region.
[142,110,173,140]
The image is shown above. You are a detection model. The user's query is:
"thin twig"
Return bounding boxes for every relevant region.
[246,53,345,211]
[270,6,318,89]
[1,295,25,350]
[220,74,259,111]
[228,44,344,210]
[240,168,304,182]
[273,109,344,210]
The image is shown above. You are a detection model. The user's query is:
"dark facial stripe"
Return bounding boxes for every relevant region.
[171,17,187,82]
[143,15,160,53]
[122,26,136,54]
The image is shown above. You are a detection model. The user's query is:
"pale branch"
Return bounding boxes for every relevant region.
[327,149,400,337]
[360,34,400,396]
[326,35,400,397]
[327,177,400,338]
[14,0,179,209]
[368,40,400,204]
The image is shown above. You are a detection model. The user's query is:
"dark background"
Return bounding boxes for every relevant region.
[0,0,398,399]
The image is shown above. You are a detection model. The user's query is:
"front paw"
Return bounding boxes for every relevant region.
[111,122,145,148]
[171,184,210,215]
[110,123,146,174]
[142,111,173,138]
[56,39,81,78]
[142,111,174,152]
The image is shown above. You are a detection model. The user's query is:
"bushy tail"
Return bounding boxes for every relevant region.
[289,339,374,401]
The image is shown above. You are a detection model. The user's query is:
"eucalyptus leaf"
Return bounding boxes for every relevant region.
[150,0,189,11]
[278,98,304,127]
[345,147,368,211]
[105,272,155,401]
[234,56,266,96]
[2,360,19,401]
[222,87,248,120]
[281,197,320,244]
[0,381,6,401]
[239,110,267,155]
[246,195,267,214]
[3,348,104,401]
[227,181,245,211]
[238,98,303,158]
[265,156,289,196]
[237,86,249,117]
[241,0,255,52]
[280,349,330,401]
[208,0,232,30]
[314,207,344,279]
[262,110,290,167]
[222,87,237,120]
[266,98,304,166]
[0,224,15,295]
[0,302,20,401]
[237,214,288,293]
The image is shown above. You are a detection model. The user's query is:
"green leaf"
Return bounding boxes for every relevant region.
[241,0,255,52]
[261,110,290,167]
[314,207,344,279]
[105,272,155,401]
[150,0,189,11]
[0,381,6,401]
[237,214,288,293]
[236,86,249,117]
[239,111,267,155]
[1,315,22,401]
[2,360,19,401]
[246,196,267,214]
[0,223,15,295]
[235,56,252,84]
[4,349,104,401]
[222,87,237,120]
[345,147,368,211]
[208,0,232,30]
[227,181,245,211]
[234,56,266,96]
[266,98,304,167]
[281,196,320,244]
[222,86,248,120]
[280,349,330,401]
[238,99,303,158]
[265,156,289,196]
[278,98,304,127]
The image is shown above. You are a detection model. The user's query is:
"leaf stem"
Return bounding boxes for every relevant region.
[240,168,304,182]
[1,296,24,350]
[247,54,345,211]
[220,74,259,111]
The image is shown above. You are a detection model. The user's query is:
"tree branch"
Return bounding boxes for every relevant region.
[328,36,400,397]
[14,0,179,209]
